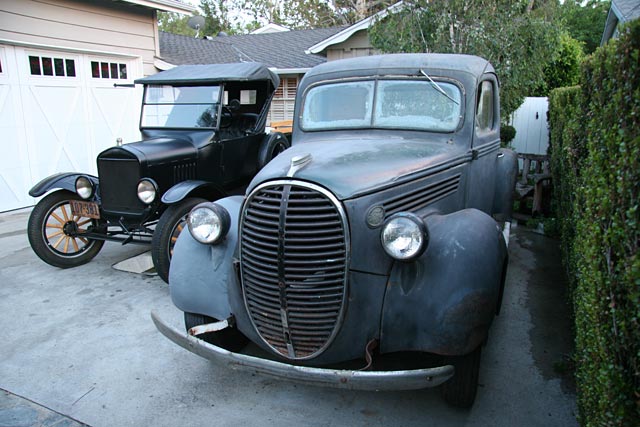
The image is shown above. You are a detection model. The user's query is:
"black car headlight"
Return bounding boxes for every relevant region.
[137,178,157,204]
[380,212,429,261]
[187,203,230,245]
[75,176,94,199]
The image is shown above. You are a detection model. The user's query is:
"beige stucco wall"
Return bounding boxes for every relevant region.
[325,29,380,61]
[0,0,158,75]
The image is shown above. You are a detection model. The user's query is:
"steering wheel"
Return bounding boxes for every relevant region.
[220,106,233,128]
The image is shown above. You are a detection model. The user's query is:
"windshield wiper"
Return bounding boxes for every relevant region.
[419,69,460,105]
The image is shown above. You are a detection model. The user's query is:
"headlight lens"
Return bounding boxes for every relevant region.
[381,213,428,261]
[187,203,230,245]
[75,176,94,199]
[137,179,157,204]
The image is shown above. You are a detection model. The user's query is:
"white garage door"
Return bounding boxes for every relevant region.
[0,44,142,212]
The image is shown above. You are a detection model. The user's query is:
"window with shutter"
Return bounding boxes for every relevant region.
[268,76,298,125]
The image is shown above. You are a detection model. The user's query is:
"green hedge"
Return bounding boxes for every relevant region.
[549,21,640,427]
[548,85,584,291]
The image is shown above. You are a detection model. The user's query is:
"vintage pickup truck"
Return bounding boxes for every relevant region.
[152,53,517,408]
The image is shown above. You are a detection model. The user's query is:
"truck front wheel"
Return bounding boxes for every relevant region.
[440,346,482,408]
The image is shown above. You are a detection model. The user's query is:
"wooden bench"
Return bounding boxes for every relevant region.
[514,153,552,216]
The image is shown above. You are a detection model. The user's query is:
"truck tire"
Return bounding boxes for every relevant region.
[184,312,248,352]
[151,197,207,283]
[258,132,290,169]
[27,190,104,268]
[440,346,482,408]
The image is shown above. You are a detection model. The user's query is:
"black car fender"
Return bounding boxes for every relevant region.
[28,172,98,198]
[258,132,290,169]
[169,196,242,321]
[379,208,507,356]
[161,180,225,205]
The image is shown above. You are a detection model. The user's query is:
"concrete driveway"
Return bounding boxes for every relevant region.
[0,208,577,427]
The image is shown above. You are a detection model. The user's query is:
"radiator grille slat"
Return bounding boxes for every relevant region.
[240,182,348,360]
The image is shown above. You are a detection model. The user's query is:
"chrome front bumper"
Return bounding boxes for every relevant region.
[151,311,454,391]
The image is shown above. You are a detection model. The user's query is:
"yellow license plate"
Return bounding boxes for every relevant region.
[70,200,100,219]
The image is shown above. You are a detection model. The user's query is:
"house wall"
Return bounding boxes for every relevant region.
[0,0,158,75]
[326,30,380,61]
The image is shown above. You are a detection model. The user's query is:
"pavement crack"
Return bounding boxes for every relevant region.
[72,387,95,406]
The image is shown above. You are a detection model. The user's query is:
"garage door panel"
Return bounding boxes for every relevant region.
[0,45,142,212]
[22,85,90,182]
[0,83,32,211]
[89,86,140,156]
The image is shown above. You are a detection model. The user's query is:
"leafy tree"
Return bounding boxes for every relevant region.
[559,0,610,54]
[283,0,343,29]
[239,0,389,30]
[199,0,238,36]
[540,32,585,94]
[369,0,562,118]
[158,12,195,36]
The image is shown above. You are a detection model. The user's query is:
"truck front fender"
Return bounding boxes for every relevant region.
[29,173,98,198]
[169,196,242,320]
[380,208,507,356]
[161,180,225,205]
[168,196,242,320]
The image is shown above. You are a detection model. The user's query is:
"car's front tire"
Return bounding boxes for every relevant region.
[184,312,248,352]
[27,190,105,268]
[440,346,482,408]
[151,197,207,283]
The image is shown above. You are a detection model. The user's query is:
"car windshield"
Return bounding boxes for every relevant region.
[300,79,462,132]
[141,85,221,129]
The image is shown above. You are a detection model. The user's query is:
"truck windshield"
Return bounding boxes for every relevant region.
[141,85,221,129]
[300,79,462,132]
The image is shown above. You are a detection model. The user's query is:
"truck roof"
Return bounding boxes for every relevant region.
[303,53,494,81]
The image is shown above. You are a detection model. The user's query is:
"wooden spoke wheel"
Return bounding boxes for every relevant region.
[27,191,104,268]
[151,197,207,284]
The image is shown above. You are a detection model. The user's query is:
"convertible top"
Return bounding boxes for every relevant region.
[135,62,279,88]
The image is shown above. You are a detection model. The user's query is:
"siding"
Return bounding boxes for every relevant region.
[326,30,379,62]
[0,0,158,75]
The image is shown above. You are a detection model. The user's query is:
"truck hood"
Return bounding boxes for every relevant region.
[249,136,467,200]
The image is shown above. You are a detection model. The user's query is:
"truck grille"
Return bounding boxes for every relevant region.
[240,181,349,360]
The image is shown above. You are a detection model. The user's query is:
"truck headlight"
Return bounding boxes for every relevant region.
[137,178,157,204]
[188,203,230,245]
[381,213,428,261]
[75,176,94,199]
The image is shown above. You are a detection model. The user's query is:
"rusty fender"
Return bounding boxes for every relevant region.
[380,209,507,356]
[151,311,454,391]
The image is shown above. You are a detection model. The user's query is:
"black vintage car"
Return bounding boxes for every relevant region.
[27,63,289,282]
[152,54,518,407]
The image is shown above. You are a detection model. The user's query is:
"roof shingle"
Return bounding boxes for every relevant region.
[159,27,346,69]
